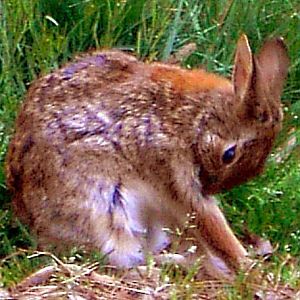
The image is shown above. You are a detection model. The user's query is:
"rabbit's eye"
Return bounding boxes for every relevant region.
[222,145,236,164]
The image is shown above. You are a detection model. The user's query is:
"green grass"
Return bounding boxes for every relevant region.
[0,0,299,297]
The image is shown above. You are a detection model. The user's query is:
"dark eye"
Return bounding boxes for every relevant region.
[222,145,236,164]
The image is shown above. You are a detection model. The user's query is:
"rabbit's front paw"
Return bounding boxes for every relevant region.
[201,253,236,280]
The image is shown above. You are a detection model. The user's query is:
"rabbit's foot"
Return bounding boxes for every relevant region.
[147,226,170,254]
[202,253,235,280]
[101,230,145,268]
[154,253,186,265]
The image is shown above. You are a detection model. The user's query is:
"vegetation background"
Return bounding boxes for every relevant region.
[0,0,299,298]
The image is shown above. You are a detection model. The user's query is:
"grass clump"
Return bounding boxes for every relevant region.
[0,0,299,297]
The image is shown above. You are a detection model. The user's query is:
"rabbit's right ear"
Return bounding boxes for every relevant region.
[254,37,290,103]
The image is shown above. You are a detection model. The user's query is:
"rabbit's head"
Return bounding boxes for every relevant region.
[195,35,289,195]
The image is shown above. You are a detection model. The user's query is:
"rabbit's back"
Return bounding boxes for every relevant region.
[17,51,143,143]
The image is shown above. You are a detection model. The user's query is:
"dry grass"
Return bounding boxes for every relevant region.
[1,250,298,300]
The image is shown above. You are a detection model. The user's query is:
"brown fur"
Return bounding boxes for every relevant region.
[5,35,289,278]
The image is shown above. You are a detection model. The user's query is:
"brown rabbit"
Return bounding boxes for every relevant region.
[5,35,289,278]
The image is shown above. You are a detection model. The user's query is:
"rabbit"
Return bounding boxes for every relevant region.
[5,34,289,279]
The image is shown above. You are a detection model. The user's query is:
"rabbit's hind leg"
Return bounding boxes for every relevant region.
[90,182,147,268]
[100,180,172,266]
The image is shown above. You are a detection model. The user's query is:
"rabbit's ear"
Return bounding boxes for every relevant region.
[233,36,289,122]
[254,37,289,103]
[232,34,253,101]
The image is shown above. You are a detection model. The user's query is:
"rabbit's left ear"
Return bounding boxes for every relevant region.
[232,34,253,102]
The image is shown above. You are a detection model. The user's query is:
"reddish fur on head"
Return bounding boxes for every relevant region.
[151,65,233,94]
